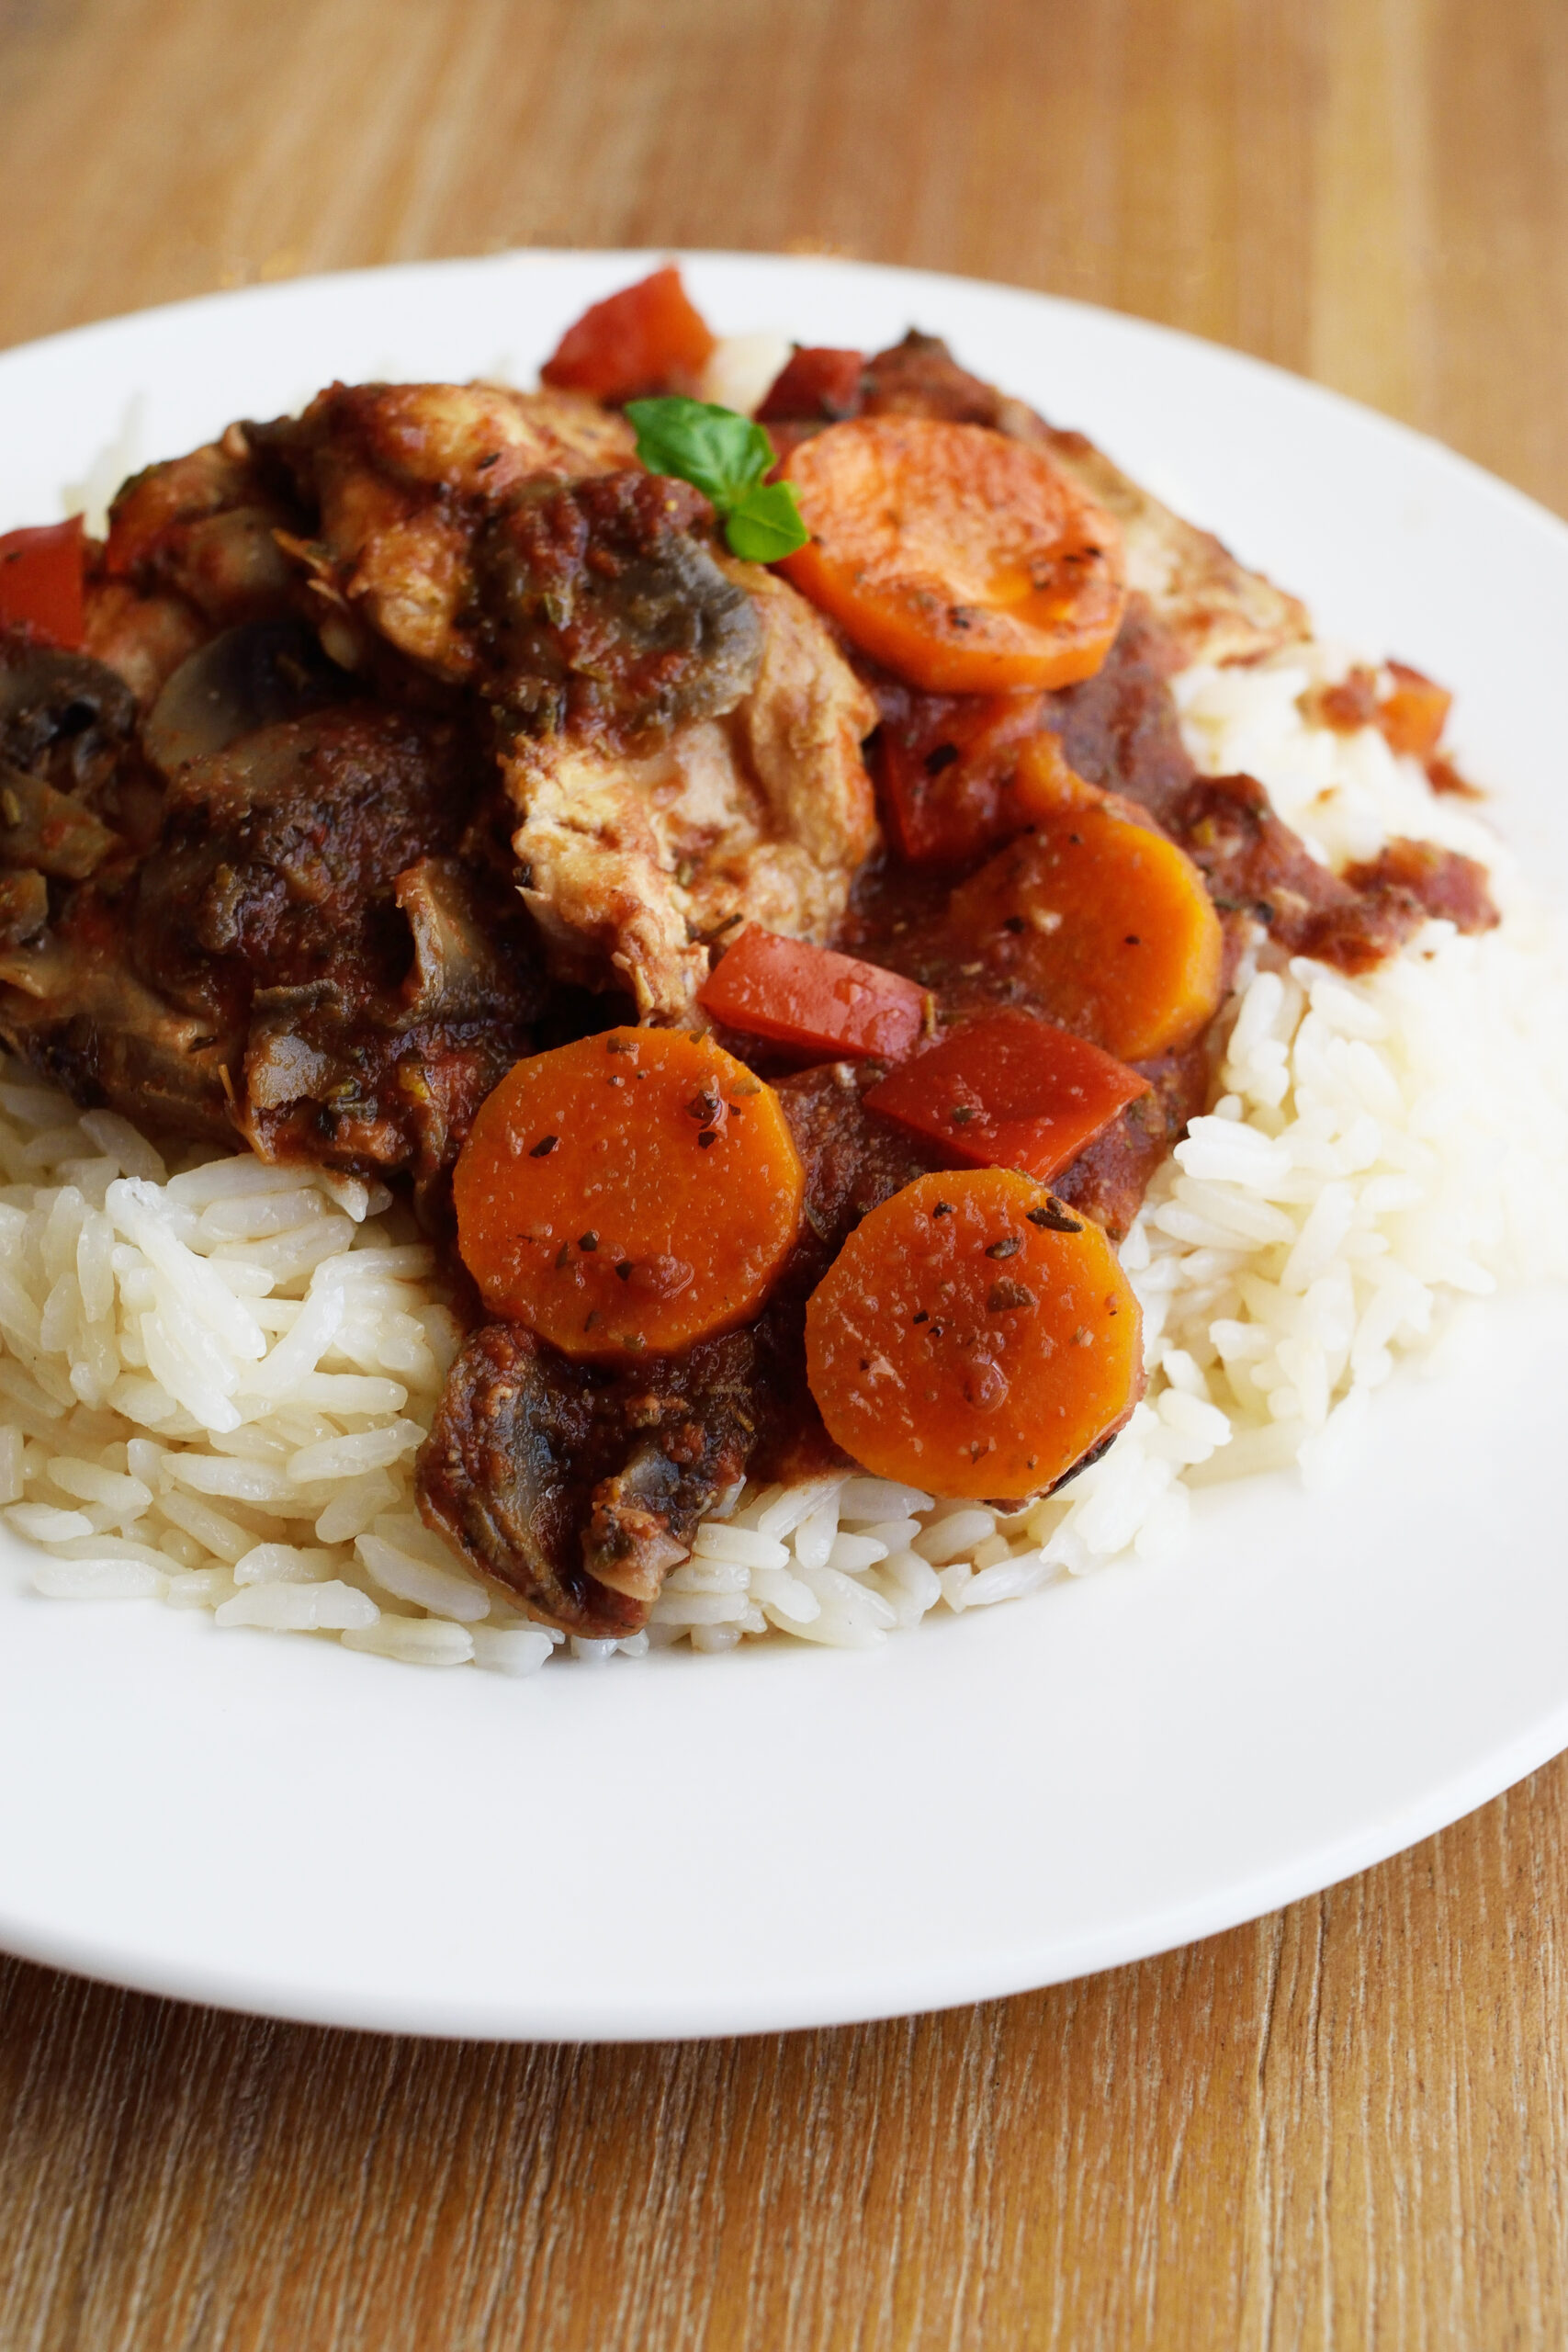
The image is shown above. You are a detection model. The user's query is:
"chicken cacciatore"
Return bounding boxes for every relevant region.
[0,268,1496,1635]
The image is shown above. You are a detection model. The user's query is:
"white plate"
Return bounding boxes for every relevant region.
[0,252,1564,2041]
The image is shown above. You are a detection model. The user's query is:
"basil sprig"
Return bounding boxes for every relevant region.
[626,396,809,563]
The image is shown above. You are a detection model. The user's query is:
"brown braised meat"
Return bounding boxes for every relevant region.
[0,679,545,1187]
[1174,775,1497,972]
[103,428,307,634]
[248,379,637,684]
[419,1320,761,1637]
[417,1062,939,1633]
[501,557,877,1020]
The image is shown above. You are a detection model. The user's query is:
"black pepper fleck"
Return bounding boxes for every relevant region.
[1027,1203,1083,1233]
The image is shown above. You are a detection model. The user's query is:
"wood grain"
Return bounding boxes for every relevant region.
[2,1,1566,2344]
[4,1758,1568,2349]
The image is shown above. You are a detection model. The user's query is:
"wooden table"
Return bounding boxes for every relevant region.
[2,3,1565,2342]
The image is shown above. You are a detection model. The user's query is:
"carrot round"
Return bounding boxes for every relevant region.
[1378,661,1451,759]
[454,1028,804,1362]
[945,797,1224,1061]
[805,1169,1142,1500]
[698,927,929,1061]
[779,417,1125,694]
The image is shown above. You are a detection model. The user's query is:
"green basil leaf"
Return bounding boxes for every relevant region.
[724,480,809,563]
[626,396,771,509]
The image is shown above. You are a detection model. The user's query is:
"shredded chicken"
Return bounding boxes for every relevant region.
[255,382,636,680]
[504,561,879,1016]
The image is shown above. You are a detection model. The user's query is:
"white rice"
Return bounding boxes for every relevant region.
[5,642,1565,1669]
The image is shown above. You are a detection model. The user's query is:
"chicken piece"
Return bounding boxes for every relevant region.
[1017,419,1310,670]
[105,427,305,629]
[0,922,240,1142]
[254,381,635,682]
[82,579,209,707]
[0,696,542,1186]
[504,562,880,1016]
[252,386,879,1014]
[418,1321,761,1637]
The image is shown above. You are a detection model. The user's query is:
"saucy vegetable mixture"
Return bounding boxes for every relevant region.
[0,267,1498,1637]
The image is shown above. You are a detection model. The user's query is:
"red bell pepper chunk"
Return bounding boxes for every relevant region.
[0,515,86,650]
[540,266,717,404]
[877,688,1084,865]
[864,1007,1149,1182]
[756,347,865,424]
[698,927,929,1062]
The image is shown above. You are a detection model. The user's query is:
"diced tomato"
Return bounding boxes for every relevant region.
[539,266,717,404]
[0,516,86,649]
[756,347,864,424]
[877,691,1101,865]
[864,1007,1149,1182]
[698,927,929,1062]
[1378,660,1451,760]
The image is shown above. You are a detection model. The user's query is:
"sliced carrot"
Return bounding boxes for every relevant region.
[778,417,1125,694]
[539,266,717,405]
[1378,660,1451,760]
[944,797,1224,1060]
[453,1028,804,1362]
[756,347,865,424]
[698,928,929,1061]
[874,692,1106,865]
[0,517,85,649]
[865,1009,1149,1182]
[1009,729,1105,820]
[805,1168,1142,1500]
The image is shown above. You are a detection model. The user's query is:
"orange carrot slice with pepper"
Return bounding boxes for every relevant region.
[864,1009,1149,1182]
[698,928,930,1061]
[945,777,1224,1060]
[540,266,716,405]
[805,1168,1142,1499]
[454,1028,804,1362]
[779,417,1125,694]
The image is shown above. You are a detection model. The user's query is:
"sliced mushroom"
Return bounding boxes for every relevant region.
[141,618,348,777]
[396,854,527,1022]
[0,871,48,948]
[0,759,121,879]
[0,642,138,792]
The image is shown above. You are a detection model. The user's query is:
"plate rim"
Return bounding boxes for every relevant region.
[0,246,1564,2041]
